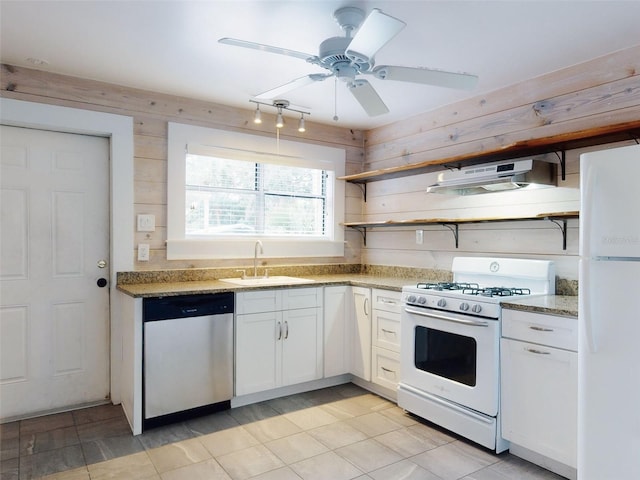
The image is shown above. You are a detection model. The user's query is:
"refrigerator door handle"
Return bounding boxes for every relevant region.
[580,163,595,258]
[580,258,597,352]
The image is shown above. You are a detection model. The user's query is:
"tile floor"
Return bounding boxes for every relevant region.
[1,383,564,480]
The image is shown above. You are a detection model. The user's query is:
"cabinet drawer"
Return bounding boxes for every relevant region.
[236,290,280,314]
[502,309,577,351]
[372,289,401,314]
[372,347,401,391]
[283,287,322,310]
[372,310,400,352]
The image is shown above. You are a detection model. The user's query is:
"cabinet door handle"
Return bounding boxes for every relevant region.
[381,299,397,305]
[381,328,396,335]
[381,366,396,373]
[529,325,554,332]
[277,322,282,340]
[526,347,551,355]
[364,298,369,316]
[284,321,289,339]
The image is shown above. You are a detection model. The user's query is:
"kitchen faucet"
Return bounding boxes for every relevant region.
[254,240,263,278]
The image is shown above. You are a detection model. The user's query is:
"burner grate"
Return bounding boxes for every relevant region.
[416,282,479,291]
[462,287,532,297]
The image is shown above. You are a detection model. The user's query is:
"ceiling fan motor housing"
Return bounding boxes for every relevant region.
[318,36,372,79]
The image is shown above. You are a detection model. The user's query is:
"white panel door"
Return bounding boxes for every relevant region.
[0,125,110,419]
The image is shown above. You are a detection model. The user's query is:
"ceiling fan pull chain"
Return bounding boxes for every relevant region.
[333,77,339,122]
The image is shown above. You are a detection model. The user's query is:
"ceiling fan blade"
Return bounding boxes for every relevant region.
[254,74,331,100]
[348,79,389,117]
[345,9,406,65]
[372,65,479,90]
[218,37,317,62]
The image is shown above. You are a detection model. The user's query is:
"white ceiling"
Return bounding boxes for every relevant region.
[1,1,639,130]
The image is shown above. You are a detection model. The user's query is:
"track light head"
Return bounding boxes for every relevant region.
[298,115,306,133]
[253,105,262,124]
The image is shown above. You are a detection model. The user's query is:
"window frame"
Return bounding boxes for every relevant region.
[167,122,345,260]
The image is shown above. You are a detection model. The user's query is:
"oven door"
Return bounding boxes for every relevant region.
[400,305,500,416]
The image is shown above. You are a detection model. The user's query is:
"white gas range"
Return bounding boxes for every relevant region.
[398,257,555,453]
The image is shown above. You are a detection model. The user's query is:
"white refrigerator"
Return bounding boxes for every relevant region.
[578,143,640,479]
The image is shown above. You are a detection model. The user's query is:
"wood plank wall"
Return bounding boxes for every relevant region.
[2,44,639,278]
[0,64,365,270]
[358,45,640,280]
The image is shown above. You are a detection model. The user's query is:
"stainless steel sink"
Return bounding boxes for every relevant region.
[219,276,315,286]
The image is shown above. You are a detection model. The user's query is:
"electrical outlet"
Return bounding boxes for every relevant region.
[137,214,155,232]
[138,243,150,261]
[416,229,424,245]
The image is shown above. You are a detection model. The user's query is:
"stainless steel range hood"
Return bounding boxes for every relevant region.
[426,157,557,195]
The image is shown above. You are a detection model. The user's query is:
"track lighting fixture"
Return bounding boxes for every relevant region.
[249,99,310,133]
[253,104,262,124]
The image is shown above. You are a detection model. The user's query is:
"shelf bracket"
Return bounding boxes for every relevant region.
[548,218,569,250]
[354,183,367,202]
[441,223,459,248]
[352,226,367,246]
[554,150,567,181]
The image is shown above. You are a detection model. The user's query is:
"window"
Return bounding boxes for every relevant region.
[185,155,332,238]
[167,123,345,260]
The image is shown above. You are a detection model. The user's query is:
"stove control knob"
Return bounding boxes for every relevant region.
[437,298,447,308]
[407,295,417,303]
[459,302,470,312]
[417,296,427,305]
[472,304,482,314]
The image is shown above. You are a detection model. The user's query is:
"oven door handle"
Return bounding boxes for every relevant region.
[404,307,489,327]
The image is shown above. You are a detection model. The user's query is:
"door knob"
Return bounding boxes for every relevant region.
[97,278,108,288]
[97,260,107,269]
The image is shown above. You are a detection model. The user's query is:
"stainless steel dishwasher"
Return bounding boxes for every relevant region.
[143,292,233,429]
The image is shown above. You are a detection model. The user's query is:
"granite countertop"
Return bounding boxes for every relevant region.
[501,295,578,318]
[117,272,578,318]
[116,274,420,298]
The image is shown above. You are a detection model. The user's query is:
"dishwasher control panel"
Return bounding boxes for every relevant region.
[143,292,234,321]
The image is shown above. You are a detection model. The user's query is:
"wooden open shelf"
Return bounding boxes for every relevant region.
[339,122,640,186]
[342,211,579,250]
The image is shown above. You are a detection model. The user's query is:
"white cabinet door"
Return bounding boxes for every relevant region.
[501,336,578,468]
[235,311,279,395]
[351,286,371,381]
[282,308,322,386]
[323,286,350,377]
[235,288,322,396]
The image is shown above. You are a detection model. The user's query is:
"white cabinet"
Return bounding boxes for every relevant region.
[235,288,322,396]
[501,308,578,475]
[371,289,401,391]
[323,286,350,377]
[351,286,371,381]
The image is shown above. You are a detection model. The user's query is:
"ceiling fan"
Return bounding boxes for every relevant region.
[218,6,478,118]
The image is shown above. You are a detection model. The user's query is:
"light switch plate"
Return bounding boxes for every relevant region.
[138,244,150,261]
[137,214,155,232]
